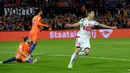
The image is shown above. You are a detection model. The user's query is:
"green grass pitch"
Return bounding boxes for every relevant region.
[0,38,130,73]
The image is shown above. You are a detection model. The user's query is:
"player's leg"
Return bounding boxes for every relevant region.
[30,32,38,54]
[22,57,39,63]
[21,53,39,63]
[68,48,80,68]
[78,38,90,56]
[1,57,16,64]
[30,42,37,54]
[78,48,90,56]
[20,55,33,63]
[78,51,85,56]
[28,57,39,63]
[1,53,21,64]
[68,37,81,68]
[83,48,90,56]
[24,58,33,63]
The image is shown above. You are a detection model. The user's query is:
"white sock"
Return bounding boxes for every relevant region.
[69,53,77,65]
[78,51,85,56]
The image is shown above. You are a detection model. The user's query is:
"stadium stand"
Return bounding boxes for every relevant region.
[0,0,129,31]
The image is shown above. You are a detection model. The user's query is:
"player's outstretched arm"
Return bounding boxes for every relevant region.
[38,22,49,27]
[99,24,117,29]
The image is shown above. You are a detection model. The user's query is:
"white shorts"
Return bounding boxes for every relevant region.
[75,36,90,51]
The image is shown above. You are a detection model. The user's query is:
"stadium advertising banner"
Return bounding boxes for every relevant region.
[0,29,130,41]
[4,7,38,15]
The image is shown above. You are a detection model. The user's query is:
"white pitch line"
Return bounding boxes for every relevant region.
[87,56,130,61]
[0,52,130,62]
[47,54,130,62]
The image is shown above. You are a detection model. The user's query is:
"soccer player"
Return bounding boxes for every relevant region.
[67,9,117,68]
[29,9,49,55]
[0,36,38,64]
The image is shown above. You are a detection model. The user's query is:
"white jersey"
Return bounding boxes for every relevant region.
[75,18,99,50]
[77,18,99,38]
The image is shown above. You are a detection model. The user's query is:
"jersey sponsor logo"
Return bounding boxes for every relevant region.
[83,24,93,31]
[4,7,38,15]
[99,29,113,38]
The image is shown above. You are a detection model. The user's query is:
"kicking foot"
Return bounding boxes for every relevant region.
[68,64,73,68]
[33,57,39,63]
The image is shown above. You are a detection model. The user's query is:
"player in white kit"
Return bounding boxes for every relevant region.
[67,9,117,68]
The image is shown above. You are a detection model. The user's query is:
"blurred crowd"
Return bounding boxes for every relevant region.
[4,0,103,8]
[4,0,80,8]
[0,0,130,31]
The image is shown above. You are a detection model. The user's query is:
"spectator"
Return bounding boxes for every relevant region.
[58,0,64,7]
[2,0,130,31]
[123,8,129,19]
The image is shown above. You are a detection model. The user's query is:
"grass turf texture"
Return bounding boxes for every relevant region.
[0,38,130,73]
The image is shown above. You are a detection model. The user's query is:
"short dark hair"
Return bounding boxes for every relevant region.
[87,9,94,14]
[23,36,29,42]
[35,8,42,15]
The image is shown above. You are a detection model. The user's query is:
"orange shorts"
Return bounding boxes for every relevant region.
[16,53,27,62]
[30,31,39,43]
